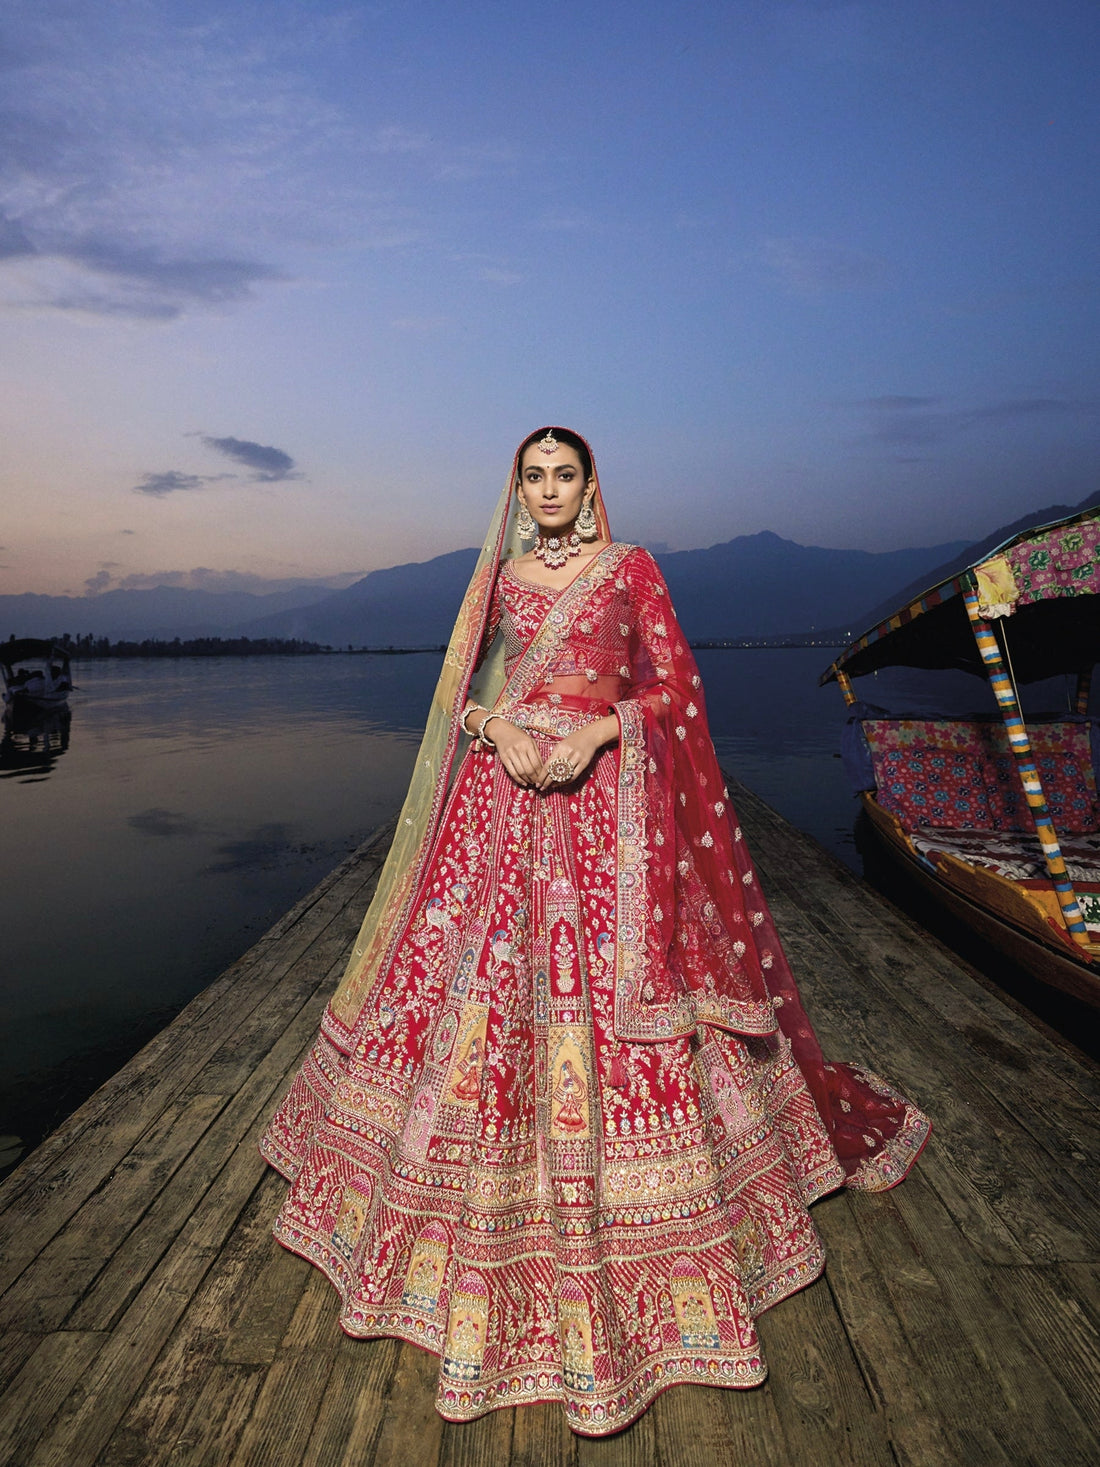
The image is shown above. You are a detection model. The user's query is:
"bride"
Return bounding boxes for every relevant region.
[260,426,929,1435]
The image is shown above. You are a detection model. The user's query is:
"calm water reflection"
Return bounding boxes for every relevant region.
[0,649,1086,1172]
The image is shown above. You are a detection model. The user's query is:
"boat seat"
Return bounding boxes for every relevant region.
[858,717,1100,835]
[907,826,1100,933]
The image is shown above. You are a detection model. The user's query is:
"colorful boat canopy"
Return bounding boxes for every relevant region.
[820,505,1100,686]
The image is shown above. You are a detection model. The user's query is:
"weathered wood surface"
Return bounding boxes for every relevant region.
[1,782,1098,1466]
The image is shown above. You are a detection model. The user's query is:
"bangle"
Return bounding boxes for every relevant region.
[476,712,501,748]
[461,703,487,736]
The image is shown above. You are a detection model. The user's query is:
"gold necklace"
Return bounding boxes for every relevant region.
[533,532,581,570]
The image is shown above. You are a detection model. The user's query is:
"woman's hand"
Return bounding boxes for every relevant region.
[487,718,544,787]
[535,716,619,792]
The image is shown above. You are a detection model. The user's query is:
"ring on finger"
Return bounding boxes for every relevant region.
[547,756,575,783]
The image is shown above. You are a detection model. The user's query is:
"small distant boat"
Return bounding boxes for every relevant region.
[821,505,1100,1007]
[0,639,74,711]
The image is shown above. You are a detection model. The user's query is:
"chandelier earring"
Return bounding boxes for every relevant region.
[575,493,598,543]
[515,493,537,540]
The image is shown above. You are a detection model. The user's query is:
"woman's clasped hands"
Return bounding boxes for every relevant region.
[480,714,619,791]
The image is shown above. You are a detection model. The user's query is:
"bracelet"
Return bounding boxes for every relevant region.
[461,703,487,737]
[476,712,501,748]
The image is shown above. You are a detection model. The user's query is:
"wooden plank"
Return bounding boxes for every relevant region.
[0,1331,107,1467]
[24,1136,276,1465]
[221,1234,315,1366]
[223,1351,338,1466]
[300,1337,399,1467]
[754,1269,893,1466]
[95,1177,286,1464]
[0,1092,227,1335]
[434,1395,515,1467]
[509,1398,579,1467]
[66,968,345,1333]
[649,1376,790,1467]
[0,1330,40,1395]
[891,1172,1099,1463]
[982,1264,1100,1437]
[161,1365,266,1467]
[369,1342,447,1467]
[842,1181,1022,1466]
[573,1395,657,1466]
[765,900,1100,1262]
[815,1193,961,1467]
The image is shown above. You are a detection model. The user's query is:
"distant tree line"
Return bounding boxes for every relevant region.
[26,633,331,659]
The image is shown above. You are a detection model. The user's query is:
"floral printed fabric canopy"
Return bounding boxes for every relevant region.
[821,506,1100,686]
[1002,515,1100,609]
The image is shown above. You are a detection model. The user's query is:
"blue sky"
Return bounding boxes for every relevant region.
[1,0,1097,595]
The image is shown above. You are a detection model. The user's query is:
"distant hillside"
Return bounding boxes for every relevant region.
[657,532,971,639]
[2,535,974,647]
[837,486,1100,636]
[241,549,480,646]
[0,584,334,642]
[241,535,970,646]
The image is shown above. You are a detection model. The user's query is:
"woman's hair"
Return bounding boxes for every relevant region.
[516,426,593,482]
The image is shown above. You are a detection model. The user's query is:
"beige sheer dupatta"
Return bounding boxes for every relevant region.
[326,430,609,1040]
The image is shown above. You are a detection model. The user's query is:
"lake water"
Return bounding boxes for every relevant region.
[0,650,1089,1172]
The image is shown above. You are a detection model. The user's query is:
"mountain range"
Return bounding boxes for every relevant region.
[2,488,1096,647]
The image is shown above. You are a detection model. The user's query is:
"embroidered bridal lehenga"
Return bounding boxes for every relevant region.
[260,428,929,1435]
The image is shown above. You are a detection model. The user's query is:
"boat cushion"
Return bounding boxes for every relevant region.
[908,826,1100,932]
[862,718,1099,834]
[875,747,993,829]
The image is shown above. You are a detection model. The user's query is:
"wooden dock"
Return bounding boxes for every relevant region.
[1,781,1098,1466]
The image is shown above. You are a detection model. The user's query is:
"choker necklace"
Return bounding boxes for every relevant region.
[533,531,581,570]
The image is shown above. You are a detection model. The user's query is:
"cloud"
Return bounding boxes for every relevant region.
[133,471,221,498]
[760,236,888,293]
[107,567,364,595]
[201,436,300,482]
[851,395,1097,447]
[0,212,34,260]
[0,8,521,321]
[0,7,359,319]
[0,234,281,319]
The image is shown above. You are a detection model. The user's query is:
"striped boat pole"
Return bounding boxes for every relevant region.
[1075,667,1093,716]
[963,587,1091,950]
[834,665,857,707]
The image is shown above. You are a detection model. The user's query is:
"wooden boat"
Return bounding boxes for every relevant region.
[821,506,1100,1006]
[0,638,73,711]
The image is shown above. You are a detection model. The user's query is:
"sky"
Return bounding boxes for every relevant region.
[0,0,1097,598]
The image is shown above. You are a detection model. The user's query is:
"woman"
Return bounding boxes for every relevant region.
[260,427,929,1435]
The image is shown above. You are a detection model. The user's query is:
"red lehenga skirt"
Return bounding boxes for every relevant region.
[260,731,928,1436]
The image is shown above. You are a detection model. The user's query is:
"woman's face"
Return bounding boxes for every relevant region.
[517,443,593,534]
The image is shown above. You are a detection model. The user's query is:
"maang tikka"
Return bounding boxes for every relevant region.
[537,430,559,455]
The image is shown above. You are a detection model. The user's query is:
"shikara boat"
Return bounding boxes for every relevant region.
[821,506,1100,1006]
[0,638,73,711]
